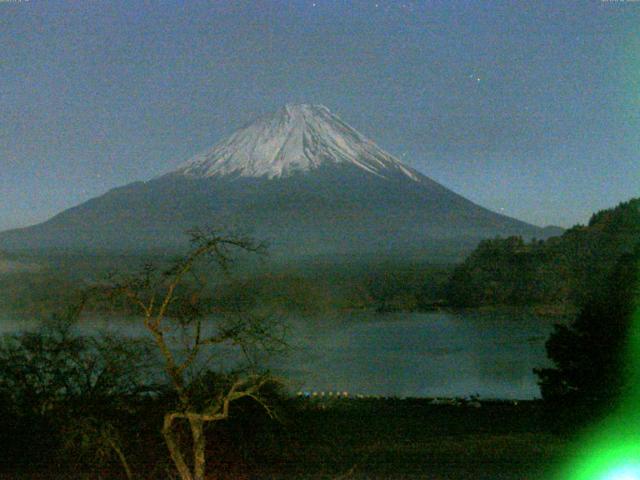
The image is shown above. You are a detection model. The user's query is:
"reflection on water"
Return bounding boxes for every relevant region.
[0,310,557,399]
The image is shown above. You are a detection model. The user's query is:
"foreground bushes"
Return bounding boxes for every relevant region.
[0,317,289,479]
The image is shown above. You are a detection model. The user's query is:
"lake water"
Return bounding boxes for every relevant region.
[0,309,558,400]
[282,311,557,400]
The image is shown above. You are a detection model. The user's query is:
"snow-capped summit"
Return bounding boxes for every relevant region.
[175,103,420,181]
[0,103,551,255]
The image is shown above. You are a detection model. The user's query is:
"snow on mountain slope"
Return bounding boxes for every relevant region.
[176,104,421,181]
[0,103,551,255]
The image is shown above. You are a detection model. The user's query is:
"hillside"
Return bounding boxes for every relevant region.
[445,198,640,308]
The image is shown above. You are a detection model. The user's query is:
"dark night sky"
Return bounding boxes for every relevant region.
[1,0,639,231]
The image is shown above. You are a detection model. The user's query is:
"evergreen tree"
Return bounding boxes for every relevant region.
[535,245,640,418]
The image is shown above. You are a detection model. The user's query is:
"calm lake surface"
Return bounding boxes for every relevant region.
[283,311,557,400]
[0,310,558,400]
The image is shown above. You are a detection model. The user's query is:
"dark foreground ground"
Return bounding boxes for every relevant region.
[216,398,572,480]
[1,398,574,480]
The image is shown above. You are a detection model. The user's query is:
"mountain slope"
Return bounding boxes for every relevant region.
[0,104,553,257]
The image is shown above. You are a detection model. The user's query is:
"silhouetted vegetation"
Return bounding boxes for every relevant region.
[0,252,454,317]
[0,315,289,479]
[0,230,292,480]
[446,198,640,309]
[534,246,640,428]
[0,353,568,480]
[91,229,289,480]
[0,309,162,478]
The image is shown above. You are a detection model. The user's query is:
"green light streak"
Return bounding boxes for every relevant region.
[552,267,640,480]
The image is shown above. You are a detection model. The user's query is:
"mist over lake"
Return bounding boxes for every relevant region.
[0,308,555,400]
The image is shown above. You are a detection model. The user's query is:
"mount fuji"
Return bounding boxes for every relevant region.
[0,104,556,257]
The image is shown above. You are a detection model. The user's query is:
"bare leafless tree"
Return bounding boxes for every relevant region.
[101,229,287,480]
[0,309,157,479]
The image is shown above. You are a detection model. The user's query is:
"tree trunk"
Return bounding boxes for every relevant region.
[189,415,206,480]
[163,413,194,480]
[106,435,134,480]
